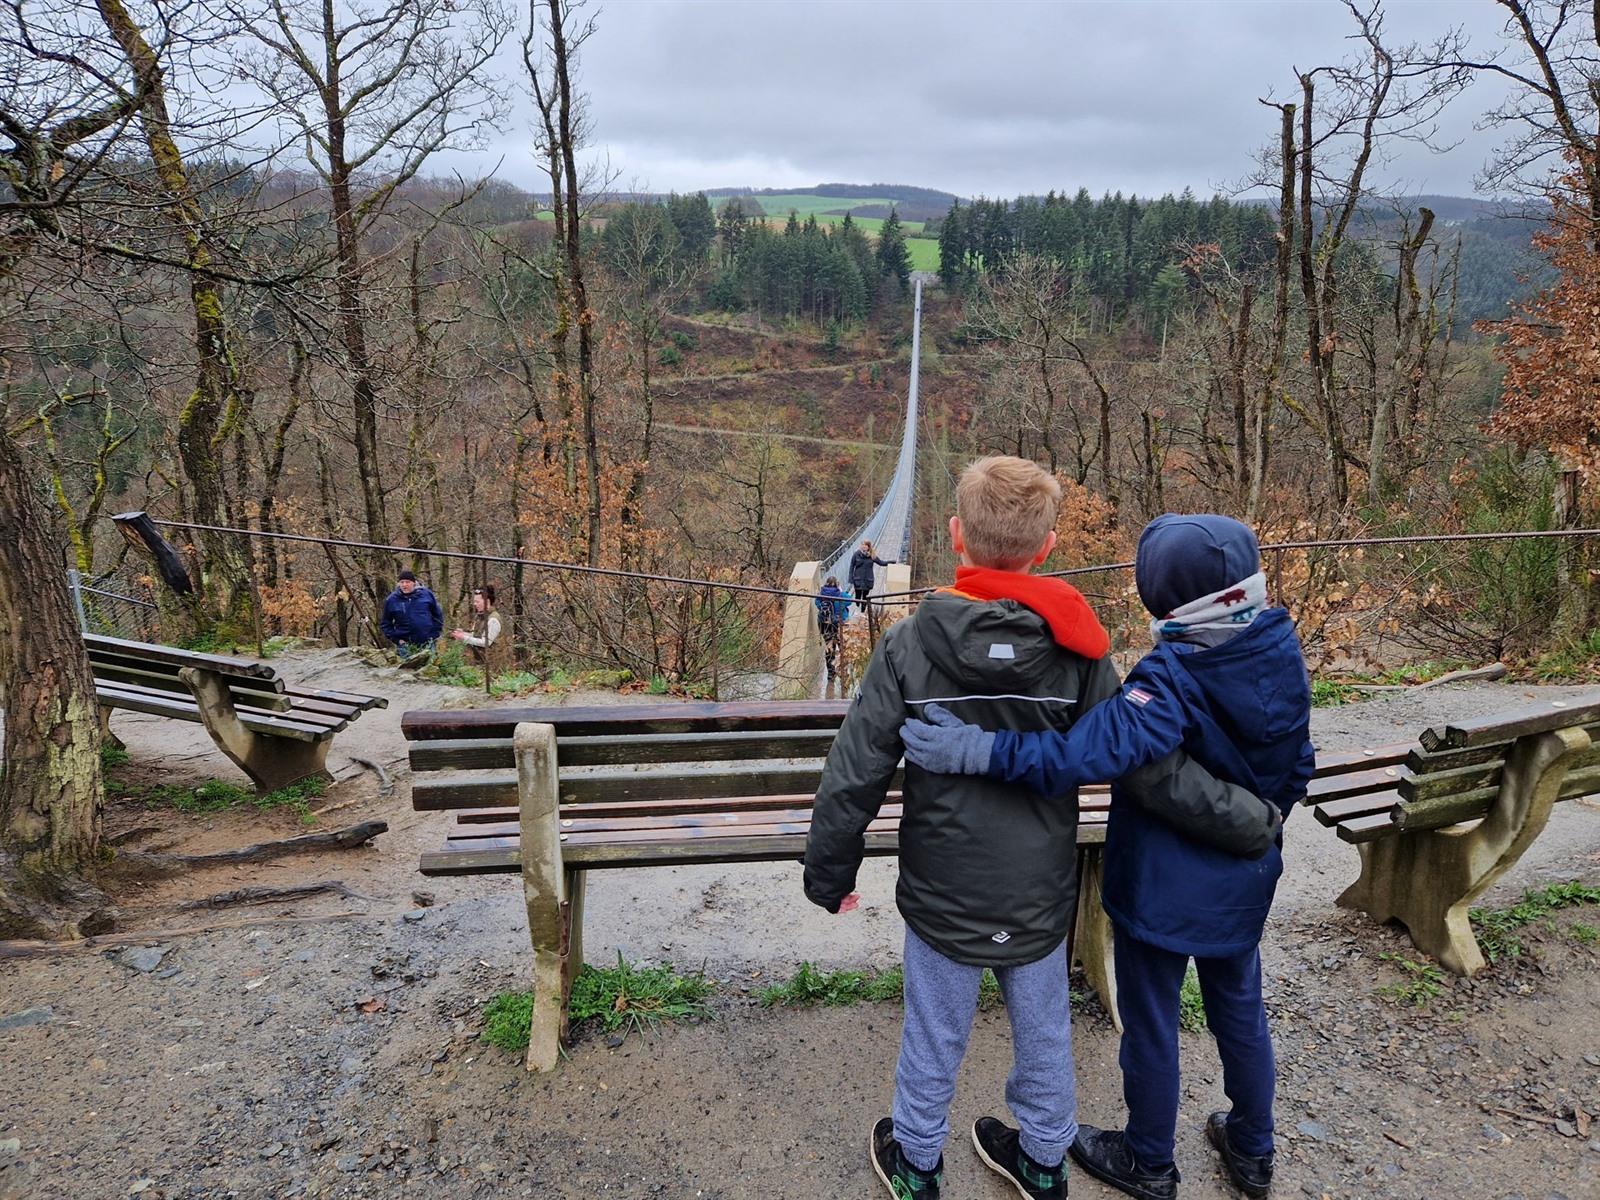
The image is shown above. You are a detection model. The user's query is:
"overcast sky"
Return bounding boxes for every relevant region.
[445,0,1524,202]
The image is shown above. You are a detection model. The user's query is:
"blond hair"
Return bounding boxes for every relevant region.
[956,456,1062,570]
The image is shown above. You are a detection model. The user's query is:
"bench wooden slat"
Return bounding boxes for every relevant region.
[401,700,851,741]
[448,800,1113,841]
[1305,764,1408,801]
[96,685,332,743]
[90,659,292,712]
[1309,743,1413,775]
[422,818,1106,874]
[1311,791,1400,827]
[408,729,843,772]
[1419,693,1600,751]
[1334,812,1398,843]
[1395,760,1501,803]
[412,761,901,811]
[1392,760,1600,832]
[448,785,1115,825]
[286,685,388,711]
[96,677,349,733]
[85,633,280,680]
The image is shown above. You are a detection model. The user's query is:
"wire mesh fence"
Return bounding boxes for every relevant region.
[68,569,163,643]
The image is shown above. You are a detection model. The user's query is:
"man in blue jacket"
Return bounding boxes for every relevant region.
[380,569,443,661]
[902,515,1314,1200]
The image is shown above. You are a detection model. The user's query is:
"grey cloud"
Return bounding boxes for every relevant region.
[442,0,1519,201]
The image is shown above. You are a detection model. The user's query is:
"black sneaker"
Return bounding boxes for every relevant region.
[871,1116,942,1199]
[1067,1125,1178,1200]
[971,1117,1067,1198]
[1206,1112,1273,1198]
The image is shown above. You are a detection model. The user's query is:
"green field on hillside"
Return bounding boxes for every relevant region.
[746,194,926,234]
[907,237,939,272]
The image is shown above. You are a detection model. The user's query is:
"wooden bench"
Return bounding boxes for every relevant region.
[405,694,1600,1071]
[402,701,1117,1070]
[90,634,387,795]
[1303,693,1600,975]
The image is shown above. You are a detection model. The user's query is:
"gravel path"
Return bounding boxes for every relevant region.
[2,657,1598,1199]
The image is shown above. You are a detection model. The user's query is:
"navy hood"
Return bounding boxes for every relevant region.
[1135,514,1262,619]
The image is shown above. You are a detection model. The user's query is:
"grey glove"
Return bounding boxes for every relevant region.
[899,703,995,776]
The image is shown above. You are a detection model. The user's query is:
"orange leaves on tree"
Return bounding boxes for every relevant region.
[1480,164,1600,477]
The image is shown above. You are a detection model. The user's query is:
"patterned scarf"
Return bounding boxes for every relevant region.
[1150,571,1269,643]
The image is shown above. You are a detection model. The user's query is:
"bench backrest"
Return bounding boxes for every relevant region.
[87,633,291,713]
[1306,694,1600,842]
[405,701,857,813]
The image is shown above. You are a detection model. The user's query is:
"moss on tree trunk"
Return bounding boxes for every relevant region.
[0,421,107,937]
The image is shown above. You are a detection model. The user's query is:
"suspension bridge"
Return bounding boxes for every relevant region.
[777,278,925,699]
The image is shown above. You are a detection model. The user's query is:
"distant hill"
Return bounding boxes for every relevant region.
[705,183,960,223]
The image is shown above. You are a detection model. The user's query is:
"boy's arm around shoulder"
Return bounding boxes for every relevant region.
[1118,751,1281,858]
[987,653,1189,794]
[803,630,906,912]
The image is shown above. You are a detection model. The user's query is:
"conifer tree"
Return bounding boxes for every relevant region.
[876,206,912,292]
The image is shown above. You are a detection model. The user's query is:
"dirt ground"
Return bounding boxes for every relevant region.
[3,648,1599,1200]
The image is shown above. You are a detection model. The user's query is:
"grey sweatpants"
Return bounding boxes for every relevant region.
[892,925,1079,1171]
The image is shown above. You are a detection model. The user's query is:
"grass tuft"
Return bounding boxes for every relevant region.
[1178,966,1207,1032]
[100,744,130,770]
[759,962,902,1007]
[1469,880,1600,962]
[759,962,1009,1011]
[482,956,715,1054]
[115,773,324,824]
[1377,953,1446,1007]
[481,991,534,1053]
[1310,679,1360,708]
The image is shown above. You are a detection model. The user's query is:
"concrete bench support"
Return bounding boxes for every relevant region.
[178,666,331,797]
[1337,725,1591,975]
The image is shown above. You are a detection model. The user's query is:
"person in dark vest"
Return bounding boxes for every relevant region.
[450,585,508,675]
[849,539,893,614]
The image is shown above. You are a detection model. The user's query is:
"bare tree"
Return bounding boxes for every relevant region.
[964,250,1118,509]
[523,0,604,563]
[1452,0,1600,243]
[91,0,261,619]
[1288,2,1469,508]
[233,0,508,597]
[0,0,150,931]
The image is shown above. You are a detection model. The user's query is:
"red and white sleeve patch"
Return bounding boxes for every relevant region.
[1125,686,1153,706]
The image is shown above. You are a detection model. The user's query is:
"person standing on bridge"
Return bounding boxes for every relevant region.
[814,575,850,693]
[848,539,893,615]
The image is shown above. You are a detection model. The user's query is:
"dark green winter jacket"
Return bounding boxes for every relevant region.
[803,589,1269,967]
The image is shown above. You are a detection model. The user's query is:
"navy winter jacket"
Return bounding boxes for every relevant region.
[987,607,1313,955]
[380,585,443,646]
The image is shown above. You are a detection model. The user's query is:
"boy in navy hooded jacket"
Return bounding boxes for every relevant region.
[902,515,1313,1200]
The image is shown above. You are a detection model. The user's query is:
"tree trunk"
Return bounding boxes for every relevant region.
[548,0,602,566]
[0,423,107,937]
[96,0,253,622]
[323,65,391,603]
[1253,101,1296,521]
[1297,75,1350,510]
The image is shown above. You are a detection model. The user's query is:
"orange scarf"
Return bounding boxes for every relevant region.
[946,565,1110,659]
